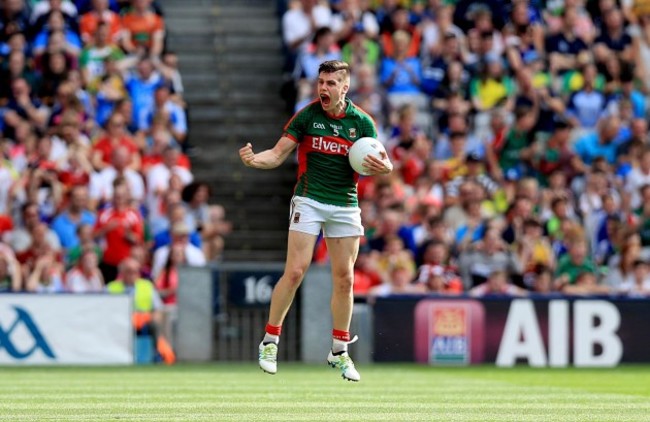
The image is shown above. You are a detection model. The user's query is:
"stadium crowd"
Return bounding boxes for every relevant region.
[281,0,650,298]
[0,0,231,301]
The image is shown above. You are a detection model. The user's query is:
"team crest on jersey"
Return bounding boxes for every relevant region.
[349,128,357,138]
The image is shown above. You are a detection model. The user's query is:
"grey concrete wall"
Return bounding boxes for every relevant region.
[301,266,374,363]
[177,265,214,362]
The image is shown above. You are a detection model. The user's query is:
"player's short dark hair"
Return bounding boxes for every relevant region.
[318,60,351,79]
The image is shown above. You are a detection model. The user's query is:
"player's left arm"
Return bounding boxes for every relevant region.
[359,117,393,175]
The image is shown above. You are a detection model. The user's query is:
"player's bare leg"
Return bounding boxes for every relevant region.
[325,236,361,381]
[259,230,317,375]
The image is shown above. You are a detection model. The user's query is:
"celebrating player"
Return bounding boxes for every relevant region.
[239,60,392,381]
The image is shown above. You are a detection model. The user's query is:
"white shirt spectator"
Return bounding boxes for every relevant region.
[146,162,193,212]
[626,167,650,210]
[3,227,61,254]
[49,134,90,166]
[65,267,103,293]
[89,167,145,204]
[0,167,13,214]
[282,2,332,53]
[31,0,78,23]
[151,243,206,280]
[330,10,379,38]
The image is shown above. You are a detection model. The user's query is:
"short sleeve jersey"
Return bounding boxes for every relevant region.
[283,98,377,207]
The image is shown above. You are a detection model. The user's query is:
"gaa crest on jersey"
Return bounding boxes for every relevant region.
[349,128,357,139]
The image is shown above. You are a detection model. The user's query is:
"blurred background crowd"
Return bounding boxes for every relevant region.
[0,0,232,300]
[280,0,650,298]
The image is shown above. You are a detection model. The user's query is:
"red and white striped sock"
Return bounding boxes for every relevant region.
[263,323,281,344]
[332,329,350,354]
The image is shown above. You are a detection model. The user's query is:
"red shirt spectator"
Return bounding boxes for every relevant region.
[94,184,143,267]
[142,153,190,173]
[91,113,140,169]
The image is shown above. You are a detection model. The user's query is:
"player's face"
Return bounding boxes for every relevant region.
[317,71,349,113]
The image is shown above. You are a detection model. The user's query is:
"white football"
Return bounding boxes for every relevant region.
[348,137,386,176]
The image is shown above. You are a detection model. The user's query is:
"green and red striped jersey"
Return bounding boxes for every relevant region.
[283,98,377,207]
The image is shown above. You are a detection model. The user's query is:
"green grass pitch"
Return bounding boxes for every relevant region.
[1,364,649,421]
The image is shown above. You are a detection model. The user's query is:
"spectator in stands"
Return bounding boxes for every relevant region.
[545,7,589,75]
[66,223,102,267]
[80,21,124,93]
[421,264,463,295]
[65,247,103,292]
[89,146,145,207]
[0,0,31,43]
[106,256,175,363]
[3,78,49,138]
[517,217,556,277]
[181,182,231,259]
[537,118,584,184]
[375,234,416,284]
[124,57,163,132]
[380,30,424,111]
[617,259,650,296]
[567,64,607,131]
[152,201,200,251]
[561,270,610,295]
[330,0,379,43]
[120,0,164,57]
[146,146,192,215]
[594,7,632,62]
[4,202,61,255]
[282,0,332,59]
[352,243,382,297]
[631,13,650,91]
[624,147,650,211]
[368,261,425,298]
[79,0,122,46]
[144,84,187,146]
[32,11,82,57]
[151,222,205,280]
[31,0,79,35]
[25,250,64,293]
[159,52,184,99]
[453,198,487,253]
[458,228,523,289]
[94,182,144,282]
[342,24,380,71]
[51,185,96,250]
[380,6,421,59]
[154,242,184,305]
[0,252,22,292]
[446,152,499,206]
[91,112,139,171]
[0,50,40,100]
[469,269,527,297]
[604,233,646,289]
[554,237,598,289]
[141,127,189,174]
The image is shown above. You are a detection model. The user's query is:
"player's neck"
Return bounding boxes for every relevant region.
[326,99,347,119]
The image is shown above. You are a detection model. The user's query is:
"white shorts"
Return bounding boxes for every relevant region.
[289,196,363,238]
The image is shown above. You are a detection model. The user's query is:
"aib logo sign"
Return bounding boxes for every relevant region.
[0,306,55,360]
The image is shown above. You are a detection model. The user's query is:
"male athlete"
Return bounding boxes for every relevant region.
[239,60,392,381]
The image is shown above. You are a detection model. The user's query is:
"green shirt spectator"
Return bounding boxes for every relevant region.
[555,240,598,285]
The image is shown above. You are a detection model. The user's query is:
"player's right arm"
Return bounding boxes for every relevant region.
[239,137,297,170]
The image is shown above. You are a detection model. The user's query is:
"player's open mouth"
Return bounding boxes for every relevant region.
[320,94,331,107]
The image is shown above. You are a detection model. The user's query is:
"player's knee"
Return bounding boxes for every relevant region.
[283,267,306,287]
[332,271,354,293]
